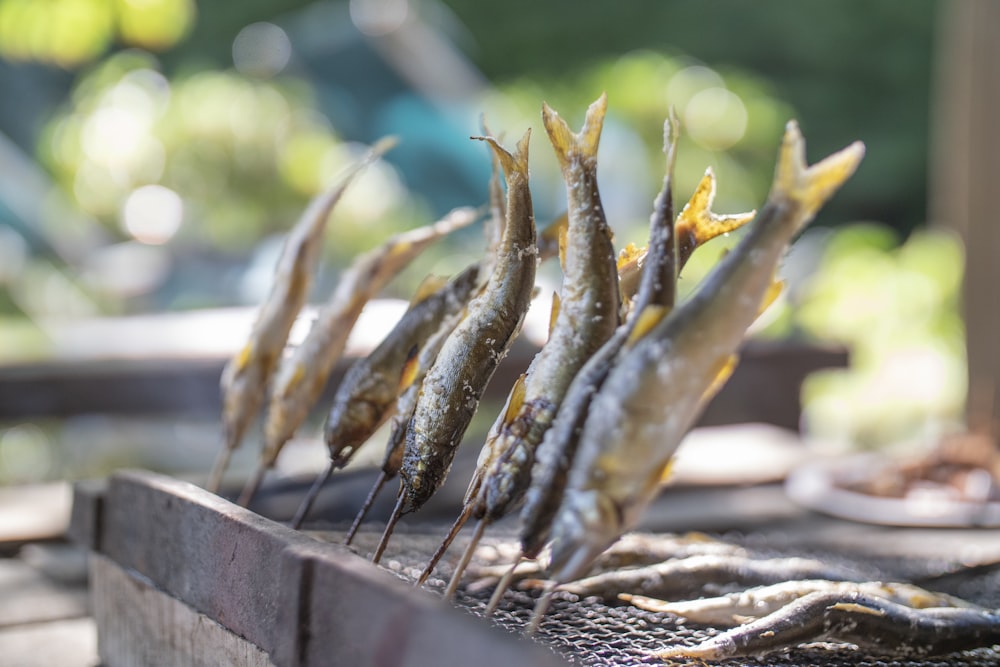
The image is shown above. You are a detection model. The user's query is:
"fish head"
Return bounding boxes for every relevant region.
[545,488,623,584]
[326,398,379,467]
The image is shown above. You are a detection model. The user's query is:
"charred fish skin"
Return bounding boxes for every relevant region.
[261,207,480,469]
[323,264,481,468]
[546,122,865,584]
[400,131,537,513]
[212,139,395,491]
[656,591,1000,661]
[518,114,682,560]
[476,94,621,521]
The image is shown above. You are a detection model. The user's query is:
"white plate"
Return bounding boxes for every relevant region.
[785,454,1000,527]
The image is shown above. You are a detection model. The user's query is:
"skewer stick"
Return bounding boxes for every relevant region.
[372,492,406,565]
[236,459,269,507]
[484,557,522,617]
[415,503,474,586]
[343,469,389,545]
[525,583,557,636]
[206,444,232,494]
[443,518,486,599]
[289,461,335,530]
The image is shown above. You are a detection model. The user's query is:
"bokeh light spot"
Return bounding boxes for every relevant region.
[684,86,748,150]
[350,0,409,36]
[122,184,184,244]
[233,22,292,78]
[0,423,53,482]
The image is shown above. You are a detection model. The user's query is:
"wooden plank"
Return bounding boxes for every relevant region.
[273,542,569,667]
[98,471,320,657]
[82,470,570,667]
[91,555,273,667]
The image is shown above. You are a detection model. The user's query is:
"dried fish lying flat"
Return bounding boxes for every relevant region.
[236,206,479,507]
[372,132,538,564]
[526,121,864,632]
[622,579,987,626]
[530,553,862,601]
[654,591,1000,661]
[211,138,395,493]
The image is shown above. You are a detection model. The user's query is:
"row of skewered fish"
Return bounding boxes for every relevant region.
[212,94,1000,660]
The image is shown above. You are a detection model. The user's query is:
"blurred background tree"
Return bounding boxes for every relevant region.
[0,0,964,482]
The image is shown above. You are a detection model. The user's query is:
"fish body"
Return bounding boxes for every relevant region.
[324,264,481,468]
[625,579,987,626]
[656,591,1000,660]
[211,139,394,491]
[399,132,537,513]
[546,122,864,584]
[261,207,479,468]
[518,121,758,560]
[472,95,620,522]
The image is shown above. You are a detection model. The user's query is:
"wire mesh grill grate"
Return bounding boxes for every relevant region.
[314,526,1000,667]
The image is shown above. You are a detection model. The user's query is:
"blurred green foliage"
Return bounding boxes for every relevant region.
[445,0,937,235]
[0,0,195,67]
[797,225,966,449]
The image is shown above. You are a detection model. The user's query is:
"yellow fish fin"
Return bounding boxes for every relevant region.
[410,274,448,306]
[675,168,755,265]
[616,242,645,273]
[627,304,669,346]
[775,120,865,224]
[758,276,785,317]
[235,342,254,371]
[558,222,569,271]
[701,354,739,404]
[548,291,561,338]
[541,93,607,170]
[830,602,886,617]
[397,344,421,393]
[658,458,676,485]
[474,130,531,183]
[502,373,528,425]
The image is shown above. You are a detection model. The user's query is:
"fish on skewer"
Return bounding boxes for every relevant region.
[236,206,480,507]
[655,591,1000,661]
[335,306,466,541]
[527,122,864,633]
[210,138,396,493]
[309,128,513,534]
[416,95,621,593]
[621,579,987,626]
[371,131,538,564]
[289,264,481,528]
[485,116,754,614]
[337,213,567,540]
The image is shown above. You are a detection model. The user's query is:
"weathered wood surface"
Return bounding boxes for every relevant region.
[74,470,569,667]
[91,554,274,667]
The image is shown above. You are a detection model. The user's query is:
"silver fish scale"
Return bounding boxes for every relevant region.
[329,528,1000,667]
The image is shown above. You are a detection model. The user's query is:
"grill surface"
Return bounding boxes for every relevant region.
[319,527,1000,667]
